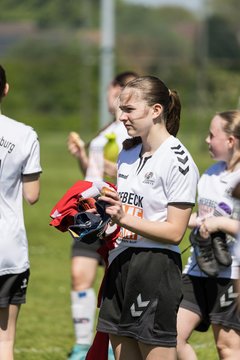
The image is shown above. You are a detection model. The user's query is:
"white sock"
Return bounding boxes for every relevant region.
[71,288,96,345]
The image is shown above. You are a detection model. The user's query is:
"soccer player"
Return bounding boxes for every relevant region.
[0,64,42,359]
[95,75,199,360]
[67,71,138,360]
[177,110,240,360]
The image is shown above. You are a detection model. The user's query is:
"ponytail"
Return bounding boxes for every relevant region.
[166,89,181,137]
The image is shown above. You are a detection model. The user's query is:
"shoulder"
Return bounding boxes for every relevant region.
[120,143,140,155]
[90,121,115,144]
[204,161,226,176]
[1,114,36,134]
[0,115,39,149]
[118,143,140,163]
[166,136,199,175]
[100,120,126,137]
[168,136,193,157]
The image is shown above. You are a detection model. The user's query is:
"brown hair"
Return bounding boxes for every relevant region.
[122,76,181,150]
[111,71,139,88]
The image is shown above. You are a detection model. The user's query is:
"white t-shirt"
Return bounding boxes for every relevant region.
[183,161,240,279]
[109,135,199,264]
[85,120,128,182]
[0,114,42,275]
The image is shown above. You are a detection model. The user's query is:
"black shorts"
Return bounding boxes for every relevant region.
[180,274,240,332]
[71,240,104,264]
[0,269,30,307]
[97,247,182,347]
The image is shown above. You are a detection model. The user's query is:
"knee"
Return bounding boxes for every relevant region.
[71,262,98,291]
[216,341,234,360]
[71,267,90,290]
[176,335,186,356]
[176,333,196,360]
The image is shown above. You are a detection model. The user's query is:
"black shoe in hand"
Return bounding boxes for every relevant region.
[189,228,219,277]
[211,231,232,267]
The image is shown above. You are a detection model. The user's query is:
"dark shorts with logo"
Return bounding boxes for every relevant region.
[71,240,104,264]
[180,274,240,332]
[97,247,182,347]
[0,269,30,307]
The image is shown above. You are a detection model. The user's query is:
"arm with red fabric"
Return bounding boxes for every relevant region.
[49,180,119,360]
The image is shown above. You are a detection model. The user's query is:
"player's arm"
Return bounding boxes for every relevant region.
[100,189,193,245]
[67,132,89,175]
[200,217,240,238]
[118,204,192,245]
[22,173,41,205]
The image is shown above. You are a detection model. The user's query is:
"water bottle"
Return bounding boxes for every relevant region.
[103,132,119,183]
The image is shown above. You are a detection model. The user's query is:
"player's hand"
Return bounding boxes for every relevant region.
[67,132,85,157]
[99,187,125,225]
[200,216,221,237]
[188,213,203,228]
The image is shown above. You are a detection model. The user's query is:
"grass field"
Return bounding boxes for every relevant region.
[14,131,218,360]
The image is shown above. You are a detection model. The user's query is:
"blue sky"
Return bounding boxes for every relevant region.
[124,0,203,12]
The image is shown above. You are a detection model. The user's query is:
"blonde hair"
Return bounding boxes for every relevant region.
[218,110,240,171]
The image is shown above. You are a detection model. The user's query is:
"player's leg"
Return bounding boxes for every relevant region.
[110,334,142,360]
[210,279,240,360]
[71,255,98,342]
[0,270,29,360]
[0,304,20,360]
[110,334,178,360]
[176,307,200,360]
[212,324,240,360]
[139,342,177,360]
[177,275,208,360]
[68,255,98,360]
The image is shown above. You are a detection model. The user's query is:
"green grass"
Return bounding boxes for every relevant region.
[15,131,217,359]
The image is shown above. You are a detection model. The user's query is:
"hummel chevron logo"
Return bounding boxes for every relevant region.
[51,209,62,218]
[171,145,181,150]
[21,278,28,289]
[174,149,185,155]
[220,285,238,307]
[177,156,188,164]
[179,166,189,175]
[171,144,189,175]
[130,294,150,317]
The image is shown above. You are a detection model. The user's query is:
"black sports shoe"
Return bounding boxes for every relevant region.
[211,231,232,267]
[189,228,219,277]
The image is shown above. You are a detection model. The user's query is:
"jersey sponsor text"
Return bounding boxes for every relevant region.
[119,191,143,207]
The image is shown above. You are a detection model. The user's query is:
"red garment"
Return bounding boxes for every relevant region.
[50,180,116,232]
[85,331,109,360]
[49,180,94,232]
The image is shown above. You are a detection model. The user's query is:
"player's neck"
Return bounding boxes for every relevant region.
[141,131,170,157]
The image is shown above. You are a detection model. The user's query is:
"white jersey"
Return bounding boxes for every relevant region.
[85,120,128,182]
[183,161,240,279]
[109,135,199,264]
[0,114,42,275]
